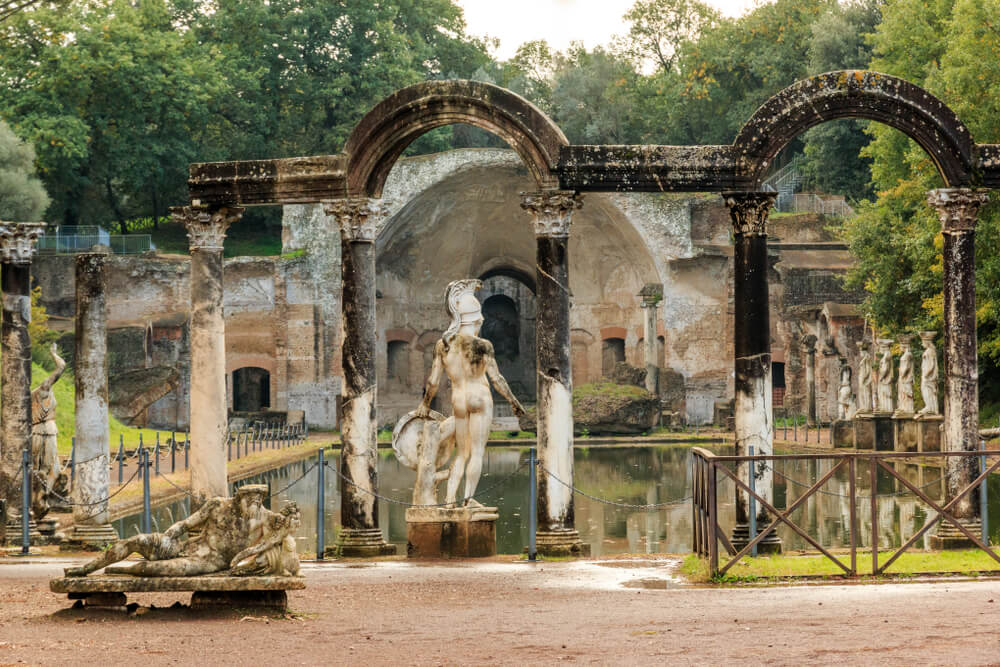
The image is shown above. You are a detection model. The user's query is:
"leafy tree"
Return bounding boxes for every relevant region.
[549,45,641,145]
[0,119,48,221]
[622,0,720,74]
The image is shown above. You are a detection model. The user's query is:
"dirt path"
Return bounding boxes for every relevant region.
[2,555,999,665]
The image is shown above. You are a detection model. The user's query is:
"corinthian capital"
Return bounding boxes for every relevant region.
[723,192,776,236]
[171,205,244,251]
[927,188,989,232]
[0,222,45,264]
[323,198,390,242]
[520,190,583,238]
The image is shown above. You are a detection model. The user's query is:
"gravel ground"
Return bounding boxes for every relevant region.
[1,554,999,665]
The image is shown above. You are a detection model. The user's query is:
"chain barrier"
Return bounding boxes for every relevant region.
[253,461,319,500]
[326,458,529,508]
[539,465,692,510]
[38,466,141,508]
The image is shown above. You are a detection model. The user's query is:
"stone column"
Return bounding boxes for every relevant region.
[803,334,818,426]
[324,198,393,557]
[928,188,989,541]
[724,192,780,553]
[171,205,243,502]
[0,223,44,518]
[521,190,586,556]
[69,248,118,545]
[639,283,663,396]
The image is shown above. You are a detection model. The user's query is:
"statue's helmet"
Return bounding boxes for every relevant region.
[444,279,483,341]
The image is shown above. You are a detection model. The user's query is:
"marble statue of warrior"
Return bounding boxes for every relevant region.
[896,338,915,413]
[876,339,894,413]
[63,485,299,577]
[231,502,302,577]
[918,332,939,415]
[856,341,873,413]
[416,279,525,506]
[31,343,69,519]
[837,363,853,420]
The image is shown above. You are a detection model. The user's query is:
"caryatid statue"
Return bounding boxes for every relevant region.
[837,361,854,420]
[856,340,873,414]
[413,279,525,507]
[896,334,915,415]
[31,343,68,518]
[918,331,939,416]
[876,338,894,413]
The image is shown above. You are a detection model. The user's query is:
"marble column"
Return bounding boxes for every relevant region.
[172,205,243,503]
[324,198,393,557]
[521,190,586,556]
[724,192,781,553]
[803,334,818,427]
[69,248,118,545]
[928,188,989,539]
[639,283,663,396]
[0,223,44,520]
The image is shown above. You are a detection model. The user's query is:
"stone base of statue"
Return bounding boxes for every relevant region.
[832,420,853,448]
[853,413,875,450]
[335,528,397,558]
[406,506,498,558]
[535,528,590,557]
[914,413,943,452]
[893,415,919,453]
[61,523,120,551]
[929,519,983,550]
[5,517,47,546]
[49,572,305,611]
[731,523,783,554]
[871,413,894,451]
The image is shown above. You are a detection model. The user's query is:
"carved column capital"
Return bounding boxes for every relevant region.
[323,198,390,242]
[802,333,818,354]
[638,282,663,308]
[0,222,45,264]
[723,191,776,236]
[520,190,583,238]
[927,188,989,232]
[171,205,244,251]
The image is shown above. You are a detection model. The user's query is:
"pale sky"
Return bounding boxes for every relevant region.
[456,0,761,60]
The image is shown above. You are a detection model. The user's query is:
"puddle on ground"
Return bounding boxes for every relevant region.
[596,560,674,570]
[621,577,680,590]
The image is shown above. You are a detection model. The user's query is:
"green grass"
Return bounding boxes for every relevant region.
[29,362,173,456]
[681,549,1000,583]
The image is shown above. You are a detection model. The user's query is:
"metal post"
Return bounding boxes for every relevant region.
[849,456,857,575]
[70,437,76,488]
[118,441,124,485]
[142,449,151,534]
[228,431,232,461]
[137,434,144,480]
[155,432,160,476]
[317,448,326,560]
[981,440,989,545]
[184,432,189,469]
[749,444,757,557]
[870,456,878,574]
[794,416,797,442]
[171,433,176,473]
[528,447,537,561]
[21,448,30,554]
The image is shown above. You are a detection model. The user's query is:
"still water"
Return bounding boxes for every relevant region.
[115,443,1000,556]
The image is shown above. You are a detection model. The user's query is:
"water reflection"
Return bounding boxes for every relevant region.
[115,445,1000,557]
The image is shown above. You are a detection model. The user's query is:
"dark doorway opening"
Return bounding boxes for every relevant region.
[233,367,271,412]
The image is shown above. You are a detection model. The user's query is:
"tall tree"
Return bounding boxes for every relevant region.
[0,120,49,221]
[622,0,720,74]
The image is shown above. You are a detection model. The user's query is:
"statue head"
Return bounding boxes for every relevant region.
[444,279,483,341]
[235,484,267,518]
[279,502,302,531]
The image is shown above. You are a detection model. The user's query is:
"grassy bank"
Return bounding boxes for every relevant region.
[681,550,1000,583]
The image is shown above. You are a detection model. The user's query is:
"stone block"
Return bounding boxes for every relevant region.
[406,507,498,558]
[916,415,943,452]
[854,416,875,450]
[894,418,919,453]
[874,416,894,451]
[831,420,853,448]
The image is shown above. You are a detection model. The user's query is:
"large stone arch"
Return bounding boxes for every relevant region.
[344,80,568,197]
[733,70,977,187]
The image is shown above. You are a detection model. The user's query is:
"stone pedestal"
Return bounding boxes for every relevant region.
[406,506,498,558]
[730,524,783,554]
[62,524,120,551]
[853,414,875,450]
[928,519,983,550]
[831,419,853,448]
[915,414,943,452]
[5,518,44,545]
[893,416,918,453]
[873,414,894,451]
